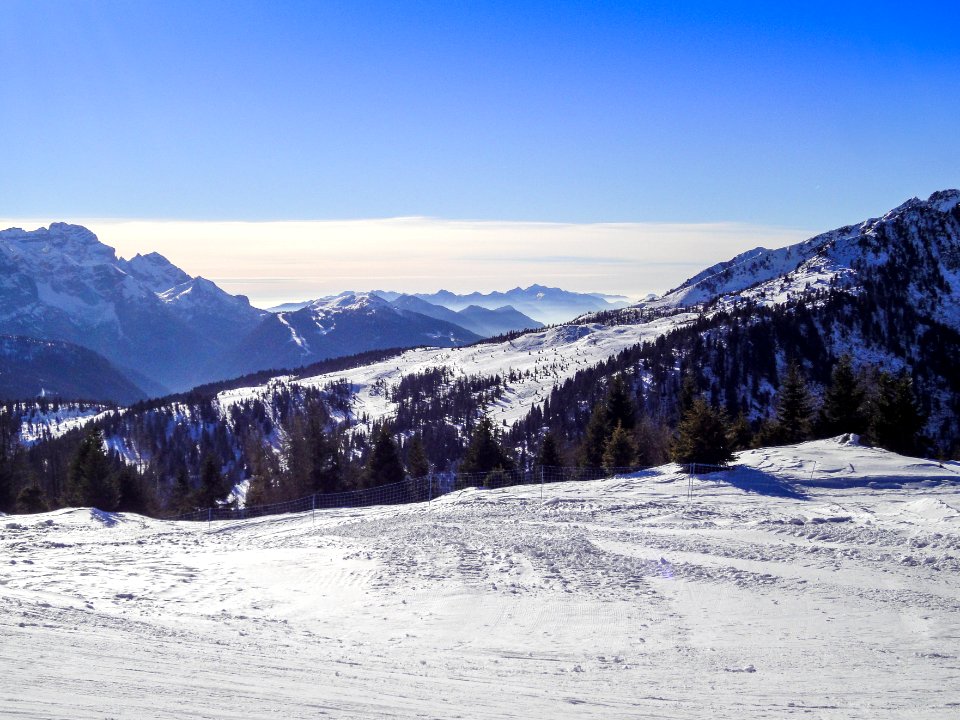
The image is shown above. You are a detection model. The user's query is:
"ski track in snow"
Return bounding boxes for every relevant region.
[1,440,959,718]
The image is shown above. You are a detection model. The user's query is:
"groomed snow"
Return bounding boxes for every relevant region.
[2,439,958,718]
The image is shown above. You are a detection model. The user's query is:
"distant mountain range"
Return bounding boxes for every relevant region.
[372,286,628,324]
[0,223,615,401]
[12,190,960,514]
[270,285,622,327]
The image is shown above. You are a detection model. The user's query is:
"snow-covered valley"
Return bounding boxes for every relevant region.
[3,439,959,718]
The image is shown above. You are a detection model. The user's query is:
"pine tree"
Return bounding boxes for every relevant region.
[671,398,734,466]
[460,415,513,475]
[244,430,280,506]
[579,402,609,468]
[678,371,698,418]
[537,431,563,468]
[115,465,151,515]
[406,434,430,479]
[728,412,753,451]
[773,360,814,444]
[65,428,118,511]
[16,485,48,514]
[870,371,926,456]
[195,454,228,508]
[0,456,16,514]
[309,424,342,494]
[818,354,867,437]
[634,416,672,467]
[605,374,636,431]
[365,425,406,487]
[169,467,193,514]
[602,422,637,470]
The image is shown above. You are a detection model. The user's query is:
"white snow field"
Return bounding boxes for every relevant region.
[2,439,959,719]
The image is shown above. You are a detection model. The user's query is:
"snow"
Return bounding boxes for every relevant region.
[276,312,311,353]
[2,439,958,718]
[16,404,113,445]
[216,313,700,431]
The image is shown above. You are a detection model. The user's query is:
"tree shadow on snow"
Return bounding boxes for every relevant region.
[708,467,809,500]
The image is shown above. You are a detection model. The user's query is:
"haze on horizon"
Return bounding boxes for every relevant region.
[1,2,957,305]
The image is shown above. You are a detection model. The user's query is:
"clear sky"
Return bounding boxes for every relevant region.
[1,1,958,303]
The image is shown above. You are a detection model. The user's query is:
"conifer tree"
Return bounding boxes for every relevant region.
[671,398,734,466]
[169,467,193,514]
[537,431,563,469]
[195,454,228,508]
[818,354,867,437]
[602,422,637,470]
[634,416,672,467]
[16,485,48,514]
[870,371,926,456]
[728,412,753,451]
[460,415,513,475]
[65,428,118,510]
[115,465,151,515]
[244,430,280,506]
[678,371,698,418]
[0,457,16,514]
[605,374,636,431]
[406,434,430,479]
[365,425,406,487]
[579,402,609,468]
[773,360,814,444]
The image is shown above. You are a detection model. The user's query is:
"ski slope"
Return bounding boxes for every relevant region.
[217,312,698,429]
[2,438,959,718]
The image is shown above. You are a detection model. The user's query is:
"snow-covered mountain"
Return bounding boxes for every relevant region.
[0,223,267,393]
[388,294,543,337]
[638,189,960,328]
[199,189,960,453]
[376,285,627,324]
[14,190,960,474]
[224,292,482,376]
[0,226,489,396]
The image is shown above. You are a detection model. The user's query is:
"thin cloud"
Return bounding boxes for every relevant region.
[0,216,814,306]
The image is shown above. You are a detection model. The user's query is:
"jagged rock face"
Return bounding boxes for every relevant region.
[0,223,266,393]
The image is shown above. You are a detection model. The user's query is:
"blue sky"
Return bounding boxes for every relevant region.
[1,2,958,300]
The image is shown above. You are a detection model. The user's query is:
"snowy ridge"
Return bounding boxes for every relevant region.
[14,402,114,445]
[640,189,960,327]
[217,312,699,429]
[2,439,958,717]
[0,223,268,392]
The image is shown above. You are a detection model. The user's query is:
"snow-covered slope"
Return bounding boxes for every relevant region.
[225,292,483,376]
[217,312,699,428]
[13,401,114,445]
[3,440,957,718]
[0,223,267,393]
[635,190,960,328]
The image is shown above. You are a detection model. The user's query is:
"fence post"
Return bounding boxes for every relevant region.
[312,493,316,525]
[207,507,211,529]
[428,471,433,505]
[540,465,544,501]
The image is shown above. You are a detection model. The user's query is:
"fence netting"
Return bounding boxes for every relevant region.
[168,464,711,522]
